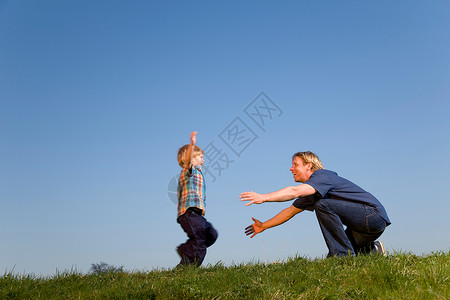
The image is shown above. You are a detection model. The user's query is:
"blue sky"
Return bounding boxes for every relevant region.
[1,0,449,276]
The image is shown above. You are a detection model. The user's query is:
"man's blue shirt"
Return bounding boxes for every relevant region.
[293,169,391,225]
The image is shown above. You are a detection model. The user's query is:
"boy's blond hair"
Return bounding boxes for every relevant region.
[177,144,203,168]
[292,151,324,171]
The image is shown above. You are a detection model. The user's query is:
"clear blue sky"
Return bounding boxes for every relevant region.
[1,0,449,276]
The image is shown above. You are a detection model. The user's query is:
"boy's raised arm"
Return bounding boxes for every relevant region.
[184,131,197,169]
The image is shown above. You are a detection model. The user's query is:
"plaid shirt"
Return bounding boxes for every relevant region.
[177,165,206,218]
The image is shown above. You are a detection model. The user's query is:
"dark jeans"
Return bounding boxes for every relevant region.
[177,208,218,266]
[314,198,387,257]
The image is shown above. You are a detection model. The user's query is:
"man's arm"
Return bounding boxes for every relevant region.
[245,205,303,238]
[240,184,316,206]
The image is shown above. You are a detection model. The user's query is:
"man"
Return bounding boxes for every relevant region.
[240,151,391,257]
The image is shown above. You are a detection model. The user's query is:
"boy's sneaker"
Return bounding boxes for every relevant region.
[176,247,183,258]
[373,240,387,256]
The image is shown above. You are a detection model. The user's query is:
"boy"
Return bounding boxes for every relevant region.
[176,131,218,267]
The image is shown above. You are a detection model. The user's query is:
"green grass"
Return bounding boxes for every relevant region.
[1,251,449,299]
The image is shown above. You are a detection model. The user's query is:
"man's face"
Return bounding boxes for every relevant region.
[290,156,312,183]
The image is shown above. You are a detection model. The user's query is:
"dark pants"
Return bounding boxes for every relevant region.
[314,198,387,257]
[177,208,218,266]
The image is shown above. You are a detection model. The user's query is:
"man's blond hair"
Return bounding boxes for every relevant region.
[177,144,203,168]
[292,151,324,171]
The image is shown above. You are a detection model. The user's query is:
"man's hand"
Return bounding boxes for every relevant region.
[245,217,264,238]
[240,191,264,206]
[190,131,197,145]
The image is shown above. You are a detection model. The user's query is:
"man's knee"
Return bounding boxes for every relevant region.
[314,199,331,213]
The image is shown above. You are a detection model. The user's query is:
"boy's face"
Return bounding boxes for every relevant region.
[192,153,204,167]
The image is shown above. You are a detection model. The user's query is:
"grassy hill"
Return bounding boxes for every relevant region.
[1,251,449,299]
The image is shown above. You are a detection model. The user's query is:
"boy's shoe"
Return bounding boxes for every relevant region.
[176,247,183,258]
[176,247,191,265]
[373,240,387,256]
[173,263,186,271]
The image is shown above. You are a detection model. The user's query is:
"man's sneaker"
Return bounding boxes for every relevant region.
[373,240,387,256]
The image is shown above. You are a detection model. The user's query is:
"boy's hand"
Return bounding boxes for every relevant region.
[190,131,197,145]
[240,191,264,206]
[245,217,264,238]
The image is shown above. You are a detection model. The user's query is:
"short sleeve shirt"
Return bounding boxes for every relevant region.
[177,165,206,218]
[293,169,391,225]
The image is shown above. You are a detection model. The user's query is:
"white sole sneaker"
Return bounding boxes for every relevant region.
[374,240,387,256]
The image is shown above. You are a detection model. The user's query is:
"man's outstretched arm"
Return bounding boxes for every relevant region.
[245,205,304,238]
[240,184,315,206]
